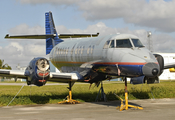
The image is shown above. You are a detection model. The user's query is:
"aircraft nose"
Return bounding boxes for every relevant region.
[142,63,159,77]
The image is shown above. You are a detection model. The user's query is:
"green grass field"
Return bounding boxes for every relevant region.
[0,81,175,106]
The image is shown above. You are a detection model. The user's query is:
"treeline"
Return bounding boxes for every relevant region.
[0,59,11,70]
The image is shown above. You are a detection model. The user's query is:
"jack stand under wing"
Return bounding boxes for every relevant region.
[95,82,107,102]
[58,82,80,104]
[116,77,143,111]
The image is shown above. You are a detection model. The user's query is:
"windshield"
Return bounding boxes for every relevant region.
[131,39,144,47]
[116,39,132,48]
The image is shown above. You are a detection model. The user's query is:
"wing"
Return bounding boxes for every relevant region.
[0,69,82,84]
[0,69,27,79]
[164,62,175,69]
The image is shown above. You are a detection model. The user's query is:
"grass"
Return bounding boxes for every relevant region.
[0,80,175,106]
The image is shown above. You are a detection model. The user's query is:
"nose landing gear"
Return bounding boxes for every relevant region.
[116,77,143,111]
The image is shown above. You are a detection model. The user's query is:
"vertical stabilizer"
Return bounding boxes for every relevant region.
[45,11,63,55]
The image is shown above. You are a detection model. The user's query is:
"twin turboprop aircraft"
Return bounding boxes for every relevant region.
[0,11,174,110]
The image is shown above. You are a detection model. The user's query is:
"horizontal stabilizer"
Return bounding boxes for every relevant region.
[5,34,56,39]
[58,33,99,39]
[5,33,99,39]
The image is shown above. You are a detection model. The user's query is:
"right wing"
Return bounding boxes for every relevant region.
[0,69,27,79]
[0,69,82,84]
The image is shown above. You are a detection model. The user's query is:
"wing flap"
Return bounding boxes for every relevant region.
[48,72,81,82]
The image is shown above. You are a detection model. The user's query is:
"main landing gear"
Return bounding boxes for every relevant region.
[95,82,107,102]
[116,77,143,111]
[58,82,80,104]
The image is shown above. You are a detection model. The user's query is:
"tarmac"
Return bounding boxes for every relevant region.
[0,98,175,120]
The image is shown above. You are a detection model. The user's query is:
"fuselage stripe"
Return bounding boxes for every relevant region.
[52,61,147,65]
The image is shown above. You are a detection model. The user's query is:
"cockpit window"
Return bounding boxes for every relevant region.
[103,40,110,49]
[116,39,132,48]
[109,40,115,48]
[131,39,144,47]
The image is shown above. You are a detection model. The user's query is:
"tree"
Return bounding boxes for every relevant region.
[0,59,12,70]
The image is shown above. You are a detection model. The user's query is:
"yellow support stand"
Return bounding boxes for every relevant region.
[58,82,80,104]
[116,78,143,111]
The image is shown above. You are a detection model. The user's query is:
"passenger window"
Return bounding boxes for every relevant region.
[66,47,69,54]
[116,39,132,48]
[78,46,81,54]
[63,48,66,55]
[109,40,115,48]
[75,47,78,55]
[87,46,91,54]
[81,46,84,54]
[56,48,59,55]
[91,45,94,54]
[103,40,110,49]
[58,48,61,54]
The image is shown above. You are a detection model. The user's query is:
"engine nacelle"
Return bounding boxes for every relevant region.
[130,76,159,84]
[25,57,50,86]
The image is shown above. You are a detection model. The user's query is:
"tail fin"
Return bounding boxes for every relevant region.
[45,12,63,55]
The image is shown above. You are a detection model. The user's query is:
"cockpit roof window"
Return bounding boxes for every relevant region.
[116,39,132,48]
[131,39,144,47]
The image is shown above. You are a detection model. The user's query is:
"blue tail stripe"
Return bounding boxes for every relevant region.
[45,12,63,55]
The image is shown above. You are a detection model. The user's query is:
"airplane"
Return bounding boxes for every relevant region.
[0,11,175,111]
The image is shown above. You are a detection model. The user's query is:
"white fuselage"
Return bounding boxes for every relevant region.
[49,34,159,77]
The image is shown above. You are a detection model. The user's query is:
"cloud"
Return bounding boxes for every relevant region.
[17,0,175,32]
[1,24,46,69]
[9,42,24,51]
[78,0,175,32]
[17,0,81,6]
[9,23,44,34]
[152,34,175,52]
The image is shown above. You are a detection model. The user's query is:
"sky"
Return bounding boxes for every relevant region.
[1,0,175,69]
